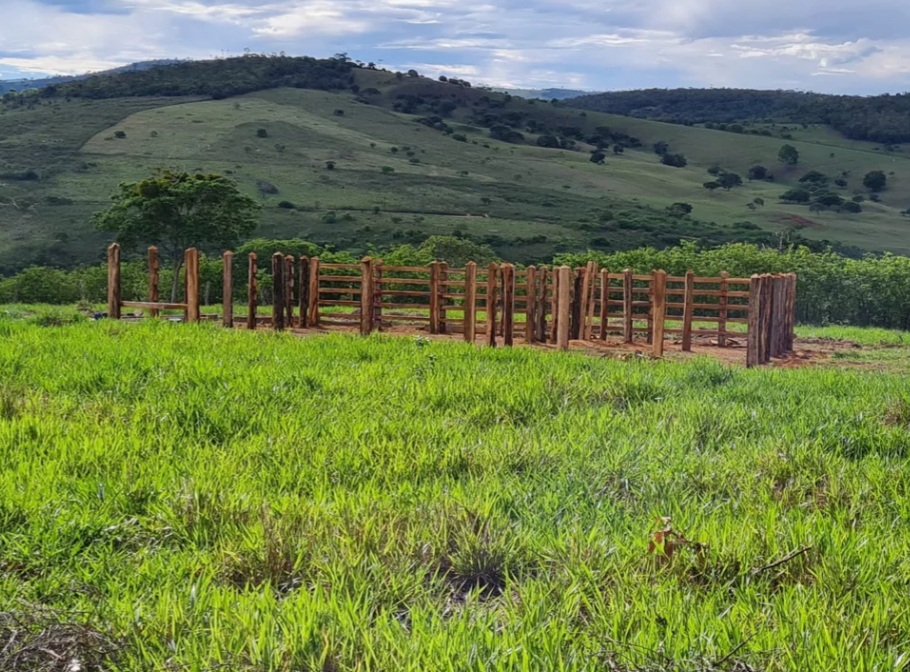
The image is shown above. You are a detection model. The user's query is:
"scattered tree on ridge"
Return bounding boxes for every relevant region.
[778,144,799,166]
[863,170,887,192]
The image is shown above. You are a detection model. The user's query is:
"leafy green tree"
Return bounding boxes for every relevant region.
[778,144,799,165]
[94,170,259,300]
[653,140,669,156]
[863,170,887,192]
[780,188,811,203]
[660,153,687,168]
[536,134,559,148]
[703,181,721,192]
[589,151,606,165]
[719,172,743,190]
[747,165,768,180]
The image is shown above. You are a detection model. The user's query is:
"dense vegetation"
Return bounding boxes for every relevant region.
[4,55,355,101]
[4,239,910,330]
[569,88,910,144]
[1,317,909,670]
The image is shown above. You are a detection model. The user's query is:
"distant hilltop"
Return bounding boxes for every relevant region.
[0,59,181,94]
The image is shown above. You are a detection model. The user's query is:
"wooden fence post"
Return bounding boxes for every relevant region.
[438,262,449,335]
[770,276,782,359]
[570,268,583,340]
[271,252,285,331]
[761,274,773,364]
[148,246,159,319]
[429,262,440,335]
[525,266,537,344]
[599,268,609,341]
[537,267,549,343]
[307,257,320,327]
[584,262,598,339]
[578,262,593,339]
[487,262,498,347]
[556,266,571,351]
[360,257,374,336]
[681,270,695,352]
[184,247,200,323]
[107,243,121,320]
[646,276,654,345]
[247,253,257,330]
[222,251,233,328]
[549,268,559,345]
[285,255,295,328]
[787,274,798,351]
[373,260,383,331]
[746,274,761,367]
[502,263,515,346]
[623,268,633,343]
[464,262,477,343]
[652,270,667,358]
[718,271,729,347]
[298,256,309,328]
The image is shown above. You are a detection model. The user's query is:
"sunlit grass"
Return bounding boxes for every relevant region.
[1,315,910,669]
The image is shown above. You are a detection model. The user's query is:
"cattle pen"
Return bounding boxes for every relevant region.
[106,244,797,367]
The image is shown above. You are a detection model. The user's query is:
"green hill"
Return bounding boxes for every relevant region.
[2,57,910,275]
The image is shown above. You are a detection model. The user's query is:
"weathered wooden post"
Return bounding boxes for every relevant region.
[556,266,571,351]
[681,270,695,352]
[222,251,233,328]
[271,252,285,331]
[487,262,498,347]
[429,261,440,335]
[107,243,121,320]
[787,273,798,352]
[570,268,583,340]
[761,274,773,364]
[536,267,549,343]
[285,255,295,327]
[464,261,477,343]
[373,260,383,331]
[746,274,761,367]
[184,247,200,323]
[148,246,160,319]
[578,263,592,340]
[599,268,609,340]
[525,266,537,344]
[438,261,449,335]
[307,257,320,327]
[549,268,560,345]
[651,270,667,358]
[298,256,309,328]
[247,253,257,330]
[501,263,515,346]
[360,256,374,336]
[623,268,633,343]
[770,275,782,359]
[718,271,729,347]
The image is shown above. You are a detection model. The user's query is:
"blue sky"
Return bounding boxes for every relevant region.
[2,0,909,93]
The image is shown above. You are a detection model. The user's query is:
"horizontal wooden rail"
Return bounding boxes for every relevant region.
[122,301,188,310]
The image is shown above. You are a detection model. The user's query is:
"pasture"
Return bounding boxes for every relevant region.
[1,314,909,670]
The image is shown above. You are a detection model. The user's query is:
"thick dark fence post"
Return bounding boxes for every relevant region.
[271,252,285,331]
[107,243,121,320]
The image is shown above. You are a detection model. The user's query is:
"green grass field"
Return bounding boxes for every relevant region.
[2,313,910,670]
[5,70,910,275]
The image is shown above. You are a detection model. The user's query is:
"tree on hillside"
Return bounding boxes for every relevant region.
[778,144,799,166]
[719,172,743,190]
[94,170,259,301]
[660,153,688,168]
[863,170,887,192]
[653,140,669,156]
[590,150,606,165]
[747,165,768,181]
[703,181,721,192]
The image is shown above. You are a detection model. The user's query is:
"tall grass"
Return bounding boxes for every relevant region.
[1,319,909,670]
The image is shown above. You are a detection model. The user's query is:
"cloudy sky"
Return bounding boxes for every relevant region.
[2,0,909,94]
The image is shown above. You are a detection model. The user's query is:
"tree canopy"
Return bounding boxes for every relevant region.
[95,170,260,297]
[863,170,887,192]
[778,144,800,166]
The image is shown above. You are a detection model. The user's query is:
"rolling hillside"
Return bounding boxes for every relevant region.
[2,58,909,274]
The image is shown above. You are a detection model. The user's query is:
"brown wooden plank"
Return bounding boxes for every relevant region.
[438,262,448,335]
[487,262,498,347]
[681,270,694,352]
[360,257,374,335]
[298,257,309,328]
[307,257,320,327]
[623,268,633,343]
[122,301,187,310]
[556,266,571,350]
[271,252,285,331]
[501,263,515,346]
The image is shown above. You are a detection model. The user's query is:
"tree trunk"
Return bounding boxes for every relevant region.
[171,256,184,303]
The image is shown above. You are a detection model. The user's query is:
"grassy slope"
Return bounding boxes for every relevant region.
[1,318,910,670]
[2,69,910,273]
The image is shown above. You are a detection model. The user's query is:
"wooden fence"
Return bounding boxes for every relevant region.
[106,244,797,366]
